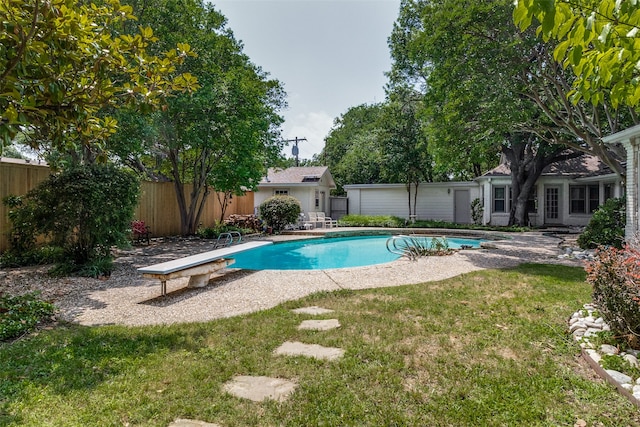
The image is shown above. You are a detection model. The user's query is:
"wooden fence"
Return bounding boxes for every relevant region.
[0,158,254,253]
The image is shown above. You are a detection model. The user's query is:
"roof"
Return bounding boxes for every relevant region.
[259,166,336,188]
[480,154,614,179]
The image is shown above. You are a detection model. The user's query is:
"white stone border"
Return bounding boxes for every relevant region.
[570,304,640,408]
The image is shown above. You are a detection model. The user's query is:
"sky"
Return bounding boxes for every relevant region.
[213,0,401,162]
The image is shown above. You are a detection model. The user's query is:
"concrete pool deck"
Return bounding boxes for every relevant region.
[0,229,585,326]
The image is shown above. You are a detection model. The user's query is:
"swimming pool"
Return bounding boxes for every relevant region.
[230,235,484,270]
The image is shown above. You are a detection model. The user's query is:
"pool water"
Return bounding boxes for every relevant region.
[230,235,484,270]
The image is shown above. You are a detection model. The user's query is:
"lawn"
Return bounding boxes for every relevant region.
[2,264,639,426]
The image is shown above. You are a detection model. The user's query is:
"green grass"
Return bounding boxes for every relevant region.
[2,264,639,426]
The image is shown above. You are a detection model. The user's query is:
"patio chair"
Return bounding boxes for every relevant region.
[317,212,337,228]
[308,212,323,228]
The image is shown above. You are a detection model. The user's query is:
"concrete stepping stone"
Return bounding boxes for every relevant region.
[298,319,341,331]
[292,306,334,315]
[222,375,297,402]
[168,419,221,427]
[274,341,345,361]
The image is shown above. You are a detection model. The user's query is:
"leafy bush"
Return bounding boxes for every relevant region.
[585,245,640,347]
[0,292,55,342]
[338,215,405,227]
[259,196,301,232]
[197,223,245,239]
[2,165,140,277]
[470,198,484,225]
[578,197,626,249]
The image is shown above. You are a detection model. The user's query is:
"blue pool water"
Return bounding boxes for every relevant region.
[230,235,484,270]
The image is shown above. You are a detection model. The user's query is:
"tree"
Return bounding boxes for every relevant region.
[387,0,631,225]
[379,88,433,218]
[514,0,640,109]
[0,0,198,157]
[110,0,285,235]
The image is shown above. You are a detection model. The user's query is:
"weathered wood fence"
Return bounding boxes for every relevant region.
[0,158,254,253]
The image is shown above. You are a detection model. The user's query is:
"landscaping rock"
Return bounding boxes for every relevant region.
[606,370,633,385]
[298,319,341,331]
[222,375,297,402]
[169,419,221,427]
[292,306,334,315]
[274,341,344,361]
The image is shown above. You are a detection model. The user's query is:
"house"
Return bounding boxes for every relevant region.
[603,124,640,239]
[255,166,337,218]
[344,182,480,224]
[345,154,623,227]
[476,154,624,227]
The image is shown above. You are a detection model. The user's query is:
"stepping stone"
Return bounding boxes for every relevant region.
[222,375,297,402]
[274,341,345,361]
[292,306,334,315]
[298,319,341,331]
[169,419,221,427]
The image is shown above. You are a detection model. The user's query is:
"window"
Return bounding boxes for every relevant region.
[570,185,599,214]
[493,186,507,213]
[274,189,288,196]
[604,183,613,201]
[315,190,320,208]
[526,188,537,213]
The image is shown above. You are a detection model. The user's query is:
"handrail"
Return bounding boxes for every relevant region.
[386,235,412,256]
[213,231,242,249]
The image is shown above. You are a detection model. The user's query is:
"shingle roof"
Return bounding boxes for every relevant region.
[481,154,615,178]
[260,166,334,186]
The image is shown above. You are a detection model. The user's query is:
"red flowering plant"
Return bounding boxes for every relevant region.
[586,243,640,347]
[131,220,148,235]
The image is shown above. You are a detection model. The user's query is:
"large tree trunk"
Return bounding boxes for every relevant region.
[503,134,581,227]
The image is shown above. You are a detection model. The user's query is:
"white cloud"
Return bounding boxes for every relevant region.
[283,111,334,162]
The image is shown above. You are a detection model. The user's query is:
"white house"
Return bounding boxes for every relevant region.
[476,154,623,227]
[255,166,337,217]
[603,124,640,239]
[345,154,623,227]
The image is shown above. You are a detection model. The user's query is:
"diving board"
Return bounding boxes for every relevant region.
[138,241,272,296]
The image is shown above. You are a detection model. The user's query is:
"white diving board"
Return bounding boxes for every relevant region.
[138,241,272,296]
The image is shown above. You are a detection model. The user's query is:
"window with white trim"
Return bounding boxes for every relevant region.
[493,186,508,213]
[274,189,289,196]
[570,184,599,214]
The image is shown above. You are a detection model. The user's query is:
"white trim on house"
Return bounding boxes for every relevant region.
[603,123,640,239]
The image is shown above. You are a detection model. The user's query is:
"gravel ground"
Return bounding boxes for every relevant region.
[0,230,584,327]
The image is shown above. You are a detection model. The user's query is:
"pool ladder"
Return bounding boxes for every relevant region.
[213,231,242,248]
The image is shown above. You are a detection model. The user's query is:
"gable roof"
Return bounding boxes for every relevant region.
[480,154,615,179]
[259,166,336,188]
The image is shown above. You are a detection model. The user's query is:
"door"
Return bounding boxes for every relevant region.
[454,190,471,224]
[544,186,561,224]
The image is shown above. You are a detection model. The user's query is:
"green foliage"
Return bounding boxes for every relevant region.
[578,197,625,249]
[109,0,285,235]
[0,0,198,152]
[3,165,140,276]
[0,292,55,342]
[258,196,301,232]
[514,0,640,108]
[391,235,454,260]
[471,198,484,225]
[338,215,405,228]
[410,219,530,233]
[196,223,244,239]
[586,245,640,347]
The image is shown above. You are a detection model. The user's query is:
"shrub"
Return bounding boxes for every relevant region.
[578,197,626,249]
[470,198,484,225]
[585,245,640,347]
[2,165,140,277]
[0,292,55,342]
[338,215,404,227]
[259,196,301,232]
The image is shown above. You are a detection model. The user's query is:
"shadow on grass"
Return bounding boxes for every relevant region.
[0,322,210,423]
